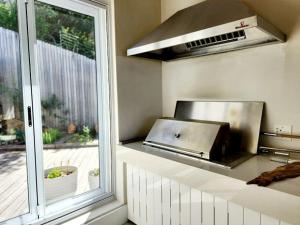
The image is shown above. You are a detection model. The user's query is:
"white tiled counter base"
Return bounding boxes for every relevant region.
[126,165,292,225]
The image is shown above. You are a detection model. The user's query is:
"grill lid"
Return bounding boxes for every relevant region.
[144,118,230,160]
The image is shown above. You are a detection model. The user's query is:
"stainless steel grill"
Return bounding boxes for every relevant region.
[144,118,230,161]
[143,101,264,168]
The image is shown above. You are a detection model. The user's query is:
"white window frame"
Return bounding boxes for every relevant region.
[1,0,114,224]
[1,1,39,224]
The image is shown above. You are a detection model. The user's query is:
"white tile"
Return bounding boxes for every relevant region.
[191,188,202,225]
[215,196,227,225]
[244,208,260,225]
[228,202,243,225]
[180,184,191,225]
[202,192,214,225]
[261,214,280,225]
[170,181,180,225]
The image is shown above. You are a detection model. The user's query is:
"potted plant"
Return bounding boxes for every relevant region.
[0,134,16,142]
[88,168,100,190]
[0,126,17,142]
[44,162,78,201]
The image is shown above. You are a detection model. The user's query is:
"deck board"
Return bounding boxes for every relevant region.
[0,146,99,222]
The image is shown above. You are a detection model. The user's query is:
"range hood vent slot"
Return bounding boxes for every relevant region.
[186,30,246,50]
[127,0,286,61]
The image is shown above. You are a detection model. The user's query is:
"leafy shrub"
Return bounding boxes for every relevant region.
[43,128,61,144]
[0,1,18,32]
[47,168,62,179]
[70,125,93,144]
[0,1,95,58]
[15,129,25,143]
[82,126,91,137]
[41,94,69,128]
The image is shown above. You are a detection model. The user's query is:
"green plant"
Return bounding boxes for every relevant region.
[15,129,25,143]
[0,1,95,58]
[35,2,95,58]
[89,168,100,177]
[41,94,69,128]
[60,26,95,58]
[0,1,18,32]
[69,125,93,144]
[43,128,61,144]
[82,126,90,137]
[47,168,62,179]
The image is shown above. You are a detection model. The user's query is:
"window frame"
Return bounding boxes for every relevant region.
[1,0,115,224]
[1,1,39,224]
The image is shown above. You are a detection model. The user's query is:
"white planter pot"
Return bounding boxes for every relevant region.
[44,166,78,202]
[0,135,16,141]
[88,171,99,190]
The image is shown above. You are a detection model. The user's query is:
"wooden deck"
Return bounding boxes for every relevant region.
[0,146,99,222]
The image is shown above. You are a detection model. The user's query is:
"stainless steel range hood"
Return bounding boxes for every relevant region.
[127,0,286,61]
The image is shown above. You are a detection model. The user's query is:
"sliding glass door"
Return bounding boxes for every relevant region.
[27,0,111,217]
[0,0,111,223]
[0,0,38,223]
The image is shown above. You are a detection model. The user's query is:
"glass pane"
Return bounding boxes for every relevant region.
[0,0,30,221]
[34,2,101,204]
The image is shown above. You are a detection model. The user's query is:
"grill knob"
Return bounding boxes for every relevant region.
[174,133,181,138]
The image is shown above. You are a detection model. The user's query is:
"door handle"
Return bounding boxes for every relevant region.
[27,106,32,127]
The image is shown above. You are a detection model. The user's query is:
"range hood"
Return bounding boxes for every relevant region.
[127,0,286,61]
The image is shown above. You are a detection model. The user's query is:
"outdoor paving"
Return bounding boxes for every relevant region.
[0,146,99,222]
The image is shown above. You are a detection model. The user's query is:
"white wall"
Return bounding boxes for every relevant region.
[162,0,300,149]
[114,0,162,142]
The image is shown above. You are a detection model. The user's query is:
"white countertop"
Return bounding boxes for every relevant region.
[117,141,300,225]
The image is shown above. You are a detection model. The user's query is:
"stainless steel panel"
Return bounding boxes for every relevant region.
[144,118,229,160]
[127,0,286,61]
[174,101,264,154]
[139,141,254,169]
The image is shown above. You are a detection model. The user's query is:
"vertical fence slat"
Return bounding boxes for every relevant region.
[0,28,99,129]
[37,40,98,129]
[0,28,21,121]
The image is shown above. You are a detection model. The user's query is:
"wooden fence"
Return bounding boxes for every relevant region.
[0,27,98,130]
[0,27,22,121]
